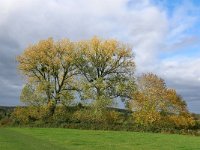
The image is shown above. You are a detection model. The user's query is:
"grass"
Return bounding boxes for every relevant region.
[0,128,200,150]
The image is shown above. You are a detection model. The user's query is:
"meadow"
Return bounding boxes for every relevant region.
[0,128,200,150]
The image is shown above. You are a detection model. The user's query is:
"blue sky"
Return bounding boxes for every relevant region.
[156,0,200,59]
[152,1,200,49]
[0,0,200,113]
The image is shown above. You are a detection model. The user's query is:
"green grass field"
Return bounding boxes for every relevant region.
[0,128,200,150]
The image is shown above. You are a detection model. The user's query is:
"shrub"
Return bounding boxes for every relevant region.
[72,109,105,123]
[53,106,72,124]
[168,113,195,129]
[11,106,50,125]
[0,117,13,126]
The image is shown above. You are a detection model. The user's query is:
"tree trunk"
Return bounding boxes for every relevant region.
[47,101,56,117]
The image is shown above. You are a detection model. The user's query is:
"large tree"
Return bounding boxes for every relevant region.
[74,37,136,109]
[17,38,78,113]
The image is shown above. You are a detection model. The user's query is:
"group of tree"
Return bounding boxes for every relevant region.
[17,37,135,113]
[12,37,196,132]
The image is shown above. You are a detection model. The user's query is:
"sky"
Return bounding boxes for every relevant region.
[0,0,200,113]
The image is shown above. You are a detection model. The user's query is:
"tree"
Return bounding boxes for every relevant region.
[17,38,77,114]
[74,37,136,110]
[130,73,193,127]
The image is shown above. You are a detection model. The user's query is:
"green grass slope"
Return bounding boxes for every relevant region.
[0,128,200,150]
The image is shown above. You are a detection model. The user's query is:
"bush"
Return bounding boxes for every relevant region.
[168,114,195,129]
[9,106,200,135]
[53,106,73,124]
[12,106,50,125]
[72,109,105,123]
[0,117,13,126]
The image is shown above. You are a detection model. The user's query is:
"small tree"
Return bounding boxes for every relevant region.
[130,73,194,127]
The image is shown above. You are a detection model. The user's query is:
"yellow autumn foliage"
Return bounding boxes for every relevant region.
[130,73,195,128]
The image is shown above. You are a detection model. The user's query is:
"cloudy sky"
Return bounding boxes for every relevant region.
[0,0,200,113]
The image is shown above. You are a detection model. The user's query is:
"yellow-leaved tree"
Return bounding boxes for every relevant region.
[17,38,78,115]
[74,37,136,110]
[130,73,195,128]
